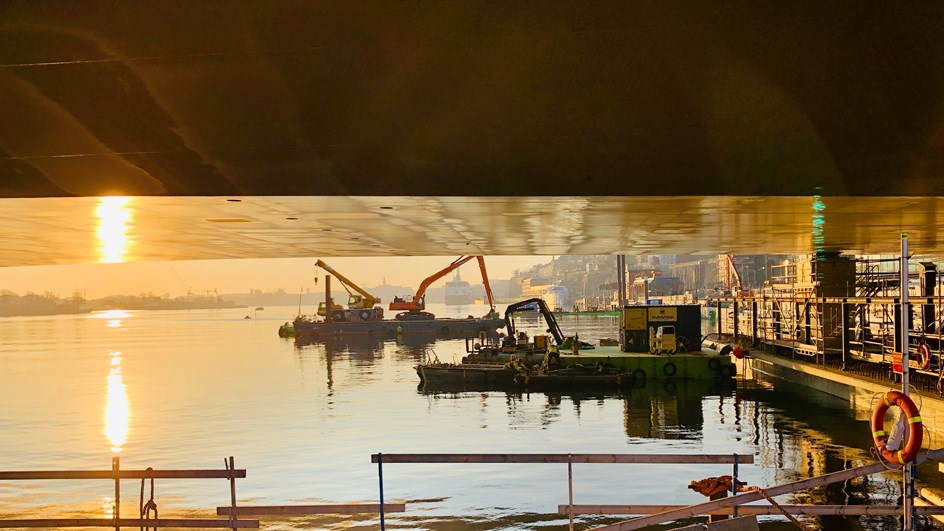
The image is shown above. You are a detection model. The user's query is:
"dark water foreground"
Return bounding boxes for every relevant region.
[0,305,933,530]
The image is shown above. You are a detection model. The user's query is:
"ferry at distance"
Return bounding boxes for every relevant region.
[444,270,472,305]
[542,283,570,312]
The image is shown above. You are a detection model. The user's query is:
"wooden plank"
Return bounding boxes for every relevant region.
[918,488,944,524]
[370,454,753,465]
[0,519,258,528]
[217,503,406,516]
[674,516,759,531]
[587,448,944,531]
[0,470,246,480]
[560,504,944,516]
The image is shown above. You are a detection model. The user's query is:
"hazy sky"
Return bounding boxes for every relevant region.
[0,255,551,298]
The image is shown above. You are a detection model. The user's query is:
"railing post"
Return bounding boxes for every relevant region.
[567,453,574,531]
[377,453,385,531]
[732,453,739,518]
[112,456,120,531]
[226,456,238,531]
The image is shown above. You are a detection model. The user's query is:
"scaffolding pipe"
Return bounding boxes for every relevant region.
[902,233,915,530]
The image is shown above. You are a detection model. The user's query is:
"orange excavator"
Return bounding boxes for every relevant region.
[390,256,496,321]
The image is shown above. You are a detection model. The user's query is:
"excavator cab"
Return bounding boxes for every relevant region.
[348,294,376,309]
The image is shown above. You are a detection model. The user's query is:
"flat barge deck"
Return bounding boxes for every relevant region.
[465,347,736,380]
[417,348,736,392]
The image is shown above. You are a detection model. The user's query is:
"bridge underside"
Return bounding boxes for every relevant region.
[2,4,944,264]
[1,195,942,267]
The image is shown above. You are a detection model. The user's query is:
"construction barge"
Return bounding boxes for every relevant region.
[294,315,505,341]
[417,299,736,391]
[293,256,504,343]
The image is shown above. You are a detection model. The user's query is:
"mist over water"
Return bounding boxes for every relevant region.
[0,303,924,529]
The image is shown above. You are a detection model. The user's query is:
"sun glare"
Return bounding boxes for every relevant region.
[91,309,132,320]
[96,196,132,263]
[104,350,129,453]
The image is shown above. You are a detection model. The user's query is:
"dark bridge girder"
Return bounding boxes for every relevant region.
[2,2,943,198]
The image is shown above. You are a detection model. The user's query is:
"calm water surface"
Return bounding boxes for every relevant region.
[0,304,928,530]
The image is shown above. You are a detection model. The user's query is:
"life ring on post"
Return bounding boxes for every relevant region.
[916,344,932,370]
[871,390,923,465]
[732,347,744,360]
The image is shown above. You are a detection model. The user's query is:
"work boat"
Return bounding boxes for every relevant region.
[416,300,738,392]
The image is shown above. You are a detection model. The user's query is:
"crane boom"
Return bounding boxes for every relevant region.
[725,255,743,293]
[314,259,381,308]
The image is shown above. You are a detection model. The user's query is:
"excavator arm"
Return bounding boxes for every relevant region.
[503,298,565,345]
[476,256,496,313]
[314,259,381,308]
[389,255,476,312]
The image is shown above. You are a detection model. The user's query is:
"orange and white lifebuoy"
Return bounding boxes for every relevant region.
[871,390,923,465]
[915,344,932,370]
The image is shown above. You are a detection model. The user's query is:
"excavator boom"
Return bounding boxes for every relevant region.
[504,298,565,345]
[476,256,496,312]
[390,255,498,318]
[389,256,476,312]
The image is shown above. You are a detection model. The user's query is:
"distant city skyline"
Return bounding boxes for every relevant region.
[0,255,551,299]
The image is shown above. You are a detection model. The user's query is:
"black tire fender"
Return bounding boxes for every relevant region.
[707,358,721,371]
[631,368,647,388]
[663,362,678,376]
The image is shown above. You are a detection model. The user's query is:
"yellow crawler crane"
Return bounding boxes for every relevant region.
[314,259,384,322]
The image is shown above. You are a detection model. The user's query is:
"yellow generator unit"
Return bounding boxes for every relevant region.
[649,325,677,355]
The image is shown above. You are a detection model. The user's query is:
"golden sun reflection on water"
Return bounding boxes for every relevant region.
[91,309,132,320]
[101,497,114,519]
[104,350,129,453]
[95,196,132,263]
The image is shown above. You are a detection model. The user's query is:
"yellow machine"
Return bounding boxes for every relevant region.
[649,325,677,355]
[314,259,384,321]
[316,301,345,317]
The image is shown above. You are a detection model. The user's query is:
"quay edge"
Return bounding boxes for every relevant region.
[743,350,944,437]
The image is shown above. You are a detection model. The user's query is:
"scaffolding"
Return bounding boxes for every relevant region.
[710,256,944,389]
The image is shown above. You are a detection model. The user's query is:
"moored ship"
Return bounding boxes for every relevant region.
[444,271,472,305]
[542,283,569,312]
